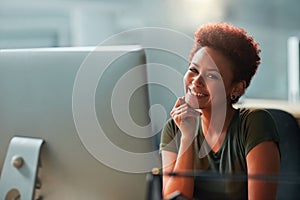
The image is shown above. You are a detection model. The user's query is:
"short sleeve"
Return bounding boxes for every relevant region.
[241,109,280,156]
[159,118,181,153]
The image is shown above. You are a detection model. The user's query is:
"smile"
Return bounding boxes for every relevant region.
[189,88,208,97]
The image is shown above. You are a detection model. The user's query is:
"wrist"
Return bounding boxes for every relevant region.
[180,135,195,148]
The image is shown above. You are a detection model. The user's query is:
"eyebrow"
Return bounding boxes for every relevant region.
[191,62,221,74]
[191,62,200,67]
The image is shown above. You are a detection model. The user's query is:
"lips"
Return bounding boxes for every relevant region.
[185,88,209,108]
[188,87,208,98]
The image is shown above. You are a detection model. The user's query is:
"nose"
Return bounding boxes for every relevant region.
[192,74,205,87]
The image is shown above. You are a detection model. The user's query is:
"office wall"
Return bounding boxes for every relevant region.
[1,0,300,100]
[223,0,300,100]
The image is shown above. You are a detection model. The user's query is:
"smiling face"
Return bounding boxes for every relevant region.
[184,47,237,112]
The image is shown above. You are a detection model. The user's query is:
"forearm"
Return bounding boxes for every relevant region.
[163,97,199,199]
[163,137,194,199]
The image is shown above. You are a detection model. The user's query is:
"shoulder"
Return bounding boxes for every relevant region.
[161,118,181,143]
[239,107,273,117]
[238,108,280,155]
[239,108,275,125]
[160,118,181,153]
[162,117,179,134]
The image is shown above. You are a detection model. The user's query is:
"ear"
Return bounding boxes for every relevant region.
[231,80,246,97]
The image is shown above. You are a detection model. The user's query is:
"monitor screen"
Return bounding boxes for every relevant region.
[0,46,159,199]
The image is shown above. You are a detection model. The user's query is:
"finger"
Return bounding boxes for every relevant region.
[170,97,185,116]
[178,109,199,119]
[171,107,199,122]
[170,102,189,117]
[173,97,185,109]
[180,104,202,118]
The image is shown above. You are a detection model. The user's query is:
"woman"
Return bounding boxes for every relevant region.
[160,22,280,199]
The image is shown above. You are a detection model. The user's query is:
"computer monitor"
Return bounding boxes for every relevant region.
[0,45,160,199]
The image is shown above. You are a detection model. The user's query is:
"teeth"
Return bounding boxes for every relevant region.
[191,90,206,97]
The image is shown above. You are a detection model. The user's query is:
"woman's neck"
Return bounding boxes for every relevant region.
[200,105,237,152]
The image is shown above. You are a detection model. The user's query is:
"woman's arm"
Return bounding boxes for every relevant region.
[161,139,194,199]
[161,97,199,199]
[246,141,280,200]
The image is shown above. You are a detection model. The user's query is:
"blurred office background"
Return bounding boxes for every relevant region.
[0,0,299,100]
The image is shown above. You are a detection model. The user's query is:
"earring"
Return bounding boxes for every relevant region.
[231,94,237,101]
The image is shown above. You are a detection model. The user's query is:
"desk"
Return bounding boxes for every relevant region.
[235,98,300,126]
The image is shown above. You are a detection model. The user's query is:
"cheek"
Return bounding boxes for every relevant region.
[183,72,190,92]
[207,82,227,97]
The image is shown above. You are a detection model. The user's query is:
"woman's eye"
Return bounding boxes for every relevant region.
[207,74,220,80]
[189,67,198,73]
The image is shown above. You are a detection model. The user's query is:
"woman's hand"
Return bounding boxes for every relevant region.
[163,97,200,199]
[170,97,200,139]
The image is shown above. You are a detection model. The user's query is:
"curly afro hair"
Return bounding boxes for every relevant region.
[190,22,261,89]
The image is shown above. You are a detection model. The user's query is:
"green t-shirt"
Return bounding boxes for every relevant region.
[160,108,280,200]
